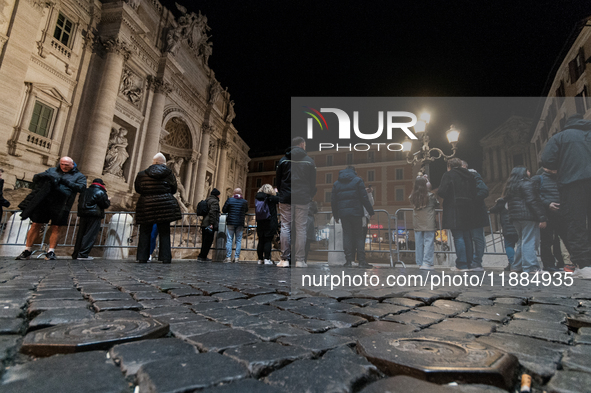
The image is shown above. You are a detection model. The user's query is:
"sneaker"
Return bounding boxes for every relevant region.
[264,259,274,265]
[574,267,591,279]
[148,255,152,261]
[564,264,576,273]
[357,262,373,268]
[342,261,353,267]
[78,256,94,260]
[295,261,307,267]
[470,267,484,272]
[223,257,232,263]
[16,250,32,260]
[45,251,56,260]
[419,265,434,270]
[450,267,470,272]
[277,260,289,268]
[258,260,264,265]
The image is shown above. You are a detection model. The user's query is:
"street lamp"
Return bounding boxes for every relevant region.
[401,115,460,177]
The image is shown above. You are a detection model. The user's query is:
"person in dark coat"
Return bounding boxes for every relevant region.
[331,166,374,268]
[222,187,249,262]
[541,114,591,278]
[462,161,489,271]
[489,197,518,271]
[72,178,110,260]
[305,200,318,263]
[198,188,220,262]
[134,153,182,264]
[16,157,86,261]
[505,166,547,273]
[437,158,477,271]
[0,169,10,219]
[255,184,280,264]
[275,136,317,267]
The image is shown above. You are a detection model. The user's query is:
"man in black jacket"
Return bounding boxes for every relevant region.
[222,187,248,263]
[16,157,86,261]
[72,178,110,260]
[541,114,591,278]
[198,188,220,262]
[331,166,374,268]
[275,137,317,267]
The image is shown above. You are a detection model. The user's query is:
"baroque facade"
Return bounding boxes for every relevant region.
[0,0,249,208]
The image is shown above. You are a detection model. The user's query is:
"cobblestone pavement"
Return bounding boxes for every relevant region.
[0,258,590,393]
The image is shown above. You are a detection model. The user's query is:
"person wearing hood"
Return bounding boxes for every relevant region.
[72,178,110,260]
[541,113,591,278]
[198,188,220,262]
[462,160,489,272]
[437,158,478,271]
[134,153,182,264]
[222,187,248,262]
[255,184,280,264]
[275,136,317,267]
[16,156,86,261]
[331,166,374,268]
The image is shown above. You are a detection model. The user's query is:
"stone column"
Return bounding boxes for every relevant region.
[194,125,214,204]
[140,77,171,170]
[79,38,130,177]
[183,157,195,200]
[216,140,230,197]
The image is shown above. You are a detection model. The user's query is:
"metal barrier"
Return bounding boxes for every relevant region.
[392,208,508,266]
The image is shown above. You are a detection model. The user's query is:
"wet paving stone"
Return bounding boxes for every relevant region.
[190,302,229,313]
[262,310,305,323]
[237,323,310,341]
[197,308,248,324]
[88,292,134,302]
[137,352,249,392]
[153,313,208,325]
[566,313,591,329]
[223,342,313,377]
[227,315,270,328]
[0,318,24,334]
[476,333,568,379]
[561,345,591,373]
[455,294,494,306]
[168,287,204,297]
[109,337,198,376]
[456,311,510,323]
[404,290,458,304]
[497,320,572,344]
[27,299,89,318]
[222,299,256,308]
[187,329,261,352]
[429,318,498,336]
[357,334,517,389]
[348,304,409,321]
[383,310,445,328]
[212,291,249,301]
[427,300,471,314]
[92,300,142,312]
[329,327,387,340]
[21,316,169,356]
[494,297,527,305]
[530,296,580,308]
[238,304,278,316]
[199,379,285,393]
[0,351,129,393]
[546,370,591,393]
[138,299,183,309]
[277,333,354,356]
[169,320,231,340]
[132,291,170,301]
[382,297,424,308]
[359,375,509,393]
[240,287,277,296]
[342,298,379,307]
[269,300,306,311]
[140,306,193,318]
[32,289,84,300]
[0,335,20,362]
[513,310,566,323]
[318,313,368,328]
[192,284,233,295]
[357,321,418,334]
[178,295,217,305]
[287,319,336,333]
[249,294,288,304]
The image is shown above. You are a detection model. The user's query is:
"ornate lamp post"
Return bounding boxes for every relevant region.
[401,112,461,177]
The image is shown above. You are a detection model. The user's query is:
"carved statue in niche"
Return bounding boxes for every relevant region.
[124,0,140,11]
[203,172,212,200]
[120,68,142,105]
[165,3,212,58]
[208,80,221,105]
[103,127,129,178]
[208,140,216,159]
[167,155,188,205]
[226,100,235,123]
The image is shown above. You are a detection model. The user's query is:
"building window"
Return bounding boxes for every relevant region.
[395,188,405,202]
[256,178,262,188]
[556,81,566,106]
[368,151,375,163]
[346,153,353,165]
[326,173,332,184]
[257,162,263,172]
[569,47,586,83]
[575,86,590,114]
[395,168,404,180]
[326,155,333,166]
[325,191,332,203]
[53,13,74,47]
[28,101,54,137]
[367,170,375,182]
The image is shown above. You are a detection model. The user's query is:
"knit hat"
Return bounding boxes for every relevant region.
[92,178,105,185]
[211,188,220,196]
[153,152,166,165]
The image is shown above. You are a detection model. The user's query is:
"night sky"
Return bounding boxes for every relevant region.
[160,0,591,174]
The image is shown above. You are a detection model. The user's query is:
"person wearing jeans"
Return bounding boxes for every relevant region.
[512,220,540,272]
[450,229,473,270]
[410,176,439,270]
[278,203,291,264]
[222,188,248,263]
[462,162,489,271]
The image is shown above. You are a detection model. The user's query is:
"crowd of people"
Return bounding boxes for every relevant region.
[5,113,590,277]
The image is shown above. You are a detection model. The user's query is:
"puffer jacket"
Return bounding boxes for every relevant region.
[437,167,477,230]
[77,184,110,218]
[538,171,560,210]
[470,169,490,229]
[506,179,546,223]
[255,191,280,237]
[134,164,181,225]
[331,168,374,220]
[489,198,517,239]
[541,116,591,186]
[222,195,248,226]
[201,194,220,230]
[276,146,316,204]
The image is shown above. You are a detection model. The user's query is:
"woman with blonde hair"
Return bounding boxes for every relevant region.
[255,184,280,264]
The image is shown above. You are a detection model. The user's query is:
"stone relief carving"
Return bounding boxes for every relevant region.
[165,3,212,63]
[208,139,216,159]
[124,0,140,11]
[208,80,221,105]
[167,155,189,211]
[102,37,131,60]
[225,100,235,123]
[203,172,212,200]
[147,76,172,95]
[103,127,129,177]
[120,68,143,106]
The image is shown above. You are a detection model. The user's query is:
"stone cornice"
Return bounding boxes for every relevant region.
[30,55,77,86]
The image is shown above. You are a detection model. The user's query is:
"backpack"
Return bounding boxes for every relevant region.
[255,196,271,221]
[196,200,209,216]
